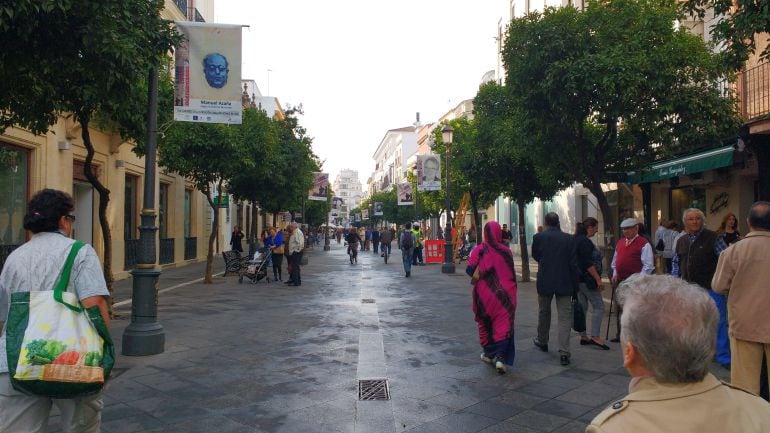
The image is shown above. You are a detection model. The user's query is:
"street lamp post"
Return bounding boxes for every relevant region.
[324,191,331,251]
[122,68,165,355]
[441,124,455,274]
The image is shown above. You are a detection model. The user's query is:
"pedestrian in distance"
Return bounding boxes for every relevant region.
[265,227,284,282]
[467,221,518,374]
[400,224,416,277]
[372,227,380,254]
[532,212,581,366]
[230,225,244,252]
[411,225,425,266]
[379,226,392,257]
[501,223,513,247]
[574,217,609,350]
[586,274,770,433]
[0,188,111,433]
[672,208,730,369]
[712,201,770,397]
[609,218,654,342]
[717,211,742,246]
[285,223,304,286]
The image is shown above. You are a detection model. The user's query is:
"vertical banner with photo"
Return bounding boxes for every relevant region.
[362,209,369,220]
[174,22,243,124]
[374,202,383,216]
[416,154,441,191]
[398,183,414,205]
[309,173,329,201]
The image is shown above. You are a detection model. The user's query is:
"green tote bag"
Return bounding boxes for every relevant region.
[5,241,115,398]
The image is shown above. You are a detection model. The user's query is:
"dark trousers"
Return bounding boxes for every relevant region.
[412,246,424,265]
[272,254,283,280]
[289,251,302,284]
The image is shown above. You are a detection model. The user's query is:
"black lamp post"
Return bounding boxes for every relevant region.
[324,191,331,251]
[441,124,455,274]
[122,68,164,355]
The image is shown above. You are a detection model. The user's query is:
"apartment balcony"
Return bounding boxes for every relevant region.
[740,61,769,122]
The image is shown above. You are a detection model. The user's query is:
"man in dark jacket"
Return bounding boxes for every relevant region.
[532,212,580,365]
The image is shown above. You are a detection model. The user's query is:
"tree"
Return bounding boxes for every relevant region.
[158,121,243,283]
[503,0,741,245]
[474,82,564,281]
[682,0,770,69]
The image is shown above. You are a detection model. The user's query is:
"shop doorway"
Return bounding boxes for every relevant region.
[72,181,94,245]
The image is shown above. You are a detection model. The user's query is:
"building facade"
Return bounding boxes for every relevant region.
[331,169,364,226]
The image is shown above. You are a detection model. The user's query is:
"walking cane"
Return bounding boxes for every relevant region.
[605,281,617,341]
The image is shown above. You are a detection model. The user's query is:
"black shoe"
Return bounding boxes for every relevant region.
[405,271,410,277]
[589,339,611,350]
[580,338,591,346]
[560,355,571,366]
[610,337,620,343]
[533,338,548,352]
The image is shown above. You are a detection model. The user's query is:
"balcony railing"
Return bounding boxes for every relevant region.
[159,238,175,265]
[124,239,139,270]
[184,237,197,260]
[742,61,770,121]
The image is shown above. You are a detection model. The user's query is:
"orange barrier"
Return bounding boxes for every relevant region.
[424,240,444,264]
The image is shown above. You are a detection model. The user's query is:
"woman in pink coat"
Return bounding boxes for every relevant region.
[467,221,518,374]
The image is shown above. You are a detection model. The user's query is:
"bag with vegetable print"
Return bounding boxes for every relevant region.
[5,241,115,398]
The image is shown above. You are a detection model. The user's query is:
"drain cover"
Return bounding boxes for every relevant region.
[361,298,376,303]
[359,379,390,400]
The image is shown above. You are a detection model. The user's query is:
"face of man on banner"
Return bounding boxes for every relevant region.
[203,53,229,88]
[423,157,440,181]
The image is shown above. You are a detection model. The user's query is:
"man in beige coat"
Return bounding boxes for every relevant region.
[712,201,770,396]
[587,274,770,433]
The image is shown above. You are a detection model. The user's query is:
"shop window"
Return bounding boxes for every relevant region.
[184,189,192,238]
[159,183,169,238]
[670,186,706,223]
[0,145,29,246]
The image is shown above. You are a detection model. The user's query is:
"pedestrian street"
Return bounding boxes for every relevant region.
[49,242,729,433]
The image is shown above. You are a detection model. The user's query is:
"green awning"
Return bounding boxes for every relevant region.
[627,145,734,184]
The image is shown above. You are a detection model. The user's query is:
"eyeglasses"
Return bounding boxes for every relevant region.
[65,214,76,221]
[206,65,228,73]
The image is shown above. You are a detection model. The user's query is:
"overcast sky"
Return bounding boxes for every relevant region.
[215,1,504,185]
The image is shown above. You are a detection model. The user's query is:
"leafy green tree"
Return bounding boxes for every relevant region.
[503,0,741,243]
[682,0,770,69]
[0,0,180,293]
[474,82,564,281]
[159,121,242,283]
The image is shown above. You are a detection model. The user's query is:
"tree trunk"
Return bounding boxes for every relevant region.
[516,198,530,282]
[204,180,222,284]
[79,116,115,315]
[249,202,257,243]
[469,190,480,233]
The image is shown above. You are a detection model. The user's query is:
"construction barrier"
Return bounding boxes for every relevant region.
[424,240,444,264]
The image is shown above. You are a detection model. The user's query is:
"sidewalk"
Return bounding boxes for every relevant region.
[51,244,727,433]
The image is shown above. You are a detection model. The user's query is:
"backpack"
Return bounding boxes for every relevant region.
[402,230,414,249]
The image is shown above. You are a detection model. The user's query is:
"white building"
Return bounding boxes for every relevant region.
[371,127,419,195]
[332,169,364,226]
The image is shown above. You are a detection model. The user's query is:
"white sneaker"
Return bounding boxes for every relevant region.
[480,353,493,365]
[495,360,506,374]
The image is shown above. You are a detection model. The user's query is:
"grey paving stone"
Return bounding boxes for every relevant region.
[432,411,499,433]
[531,399,595,419]
[506,409,573,432]
[461,399,527,420]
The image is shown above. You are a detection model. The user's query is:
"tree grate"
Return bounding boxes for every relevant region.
[361,298,376,303]
[359,379,390,400]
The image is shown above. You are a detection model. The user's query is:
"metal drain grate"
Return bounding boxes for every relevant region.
[359,379,390,400]
[361,298,376,303]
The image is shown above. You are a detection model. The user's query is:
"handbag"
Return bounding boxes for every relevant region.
[273,245,284,255]
[5,241,115,398]
[655,238,665,251]
[572,296,587,333]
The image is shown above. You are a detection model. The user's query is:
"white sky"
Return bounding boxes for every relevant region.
[215,1,504,185]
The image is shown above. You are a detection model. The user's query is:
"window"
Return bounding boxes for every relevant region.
[0,144,29,246]
[670,186,706,223]
[124,175,139,240]
[159,183,169,238]
[184,189,192,238]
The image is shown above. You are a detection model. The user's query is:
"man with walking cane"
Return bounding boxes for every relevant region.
[606,218,654,342]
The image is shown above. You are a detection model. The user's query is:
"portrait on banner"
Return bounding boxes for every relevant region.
[398,183,413,205]
[416,154,441,191]
[309,173,329,201]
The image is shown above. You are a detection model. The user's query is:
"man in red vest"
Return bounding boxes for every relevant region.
[610,218,654,342]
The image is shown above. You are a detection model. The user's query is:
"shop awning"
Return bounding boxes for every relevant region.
[626,145,735,184]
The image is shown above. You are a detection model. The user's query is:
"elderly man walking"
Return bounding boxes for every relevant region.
[587,274,770,433]
[672,208,729,368]
[609,218,654,342]
[286,222,304,286]
[712,201,770,397]
[532,212,580,366]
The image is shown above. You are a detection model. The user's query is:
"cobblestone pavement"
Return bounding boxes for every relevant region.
[47,242,729,433]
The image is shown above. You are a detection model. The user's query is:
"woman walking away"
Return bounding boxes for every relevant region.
[575,217,610,350]
[265,227,284,281]
[466,221,518,374]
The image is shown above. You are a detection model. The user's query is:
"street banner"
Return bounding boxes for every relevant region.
[332,196,344,210]
[362,209,369,219]
[174,22,243,124]
[309,173,329,201]
[374,202,383,216]
[416,154,441,191]
[398,183,413,206]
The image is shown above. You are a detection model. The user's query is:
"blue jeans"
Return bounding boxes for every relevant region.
[402,250,413,274]
[577,283,605,338]
[381,242,391,255]
[710,290,731,365]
